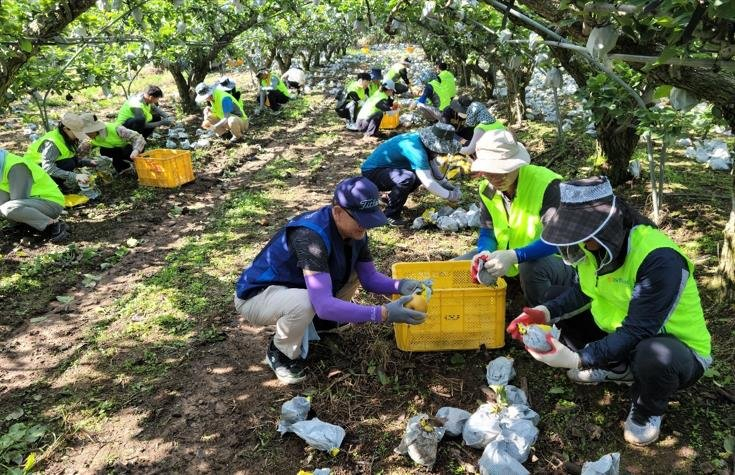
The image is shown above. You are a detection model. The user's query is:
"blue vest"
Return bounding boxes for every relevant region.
[235,206,368,299]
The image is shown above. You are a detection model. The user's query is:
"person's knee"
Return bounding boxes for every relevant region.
[0,200,24,218]
[633,338,675,376]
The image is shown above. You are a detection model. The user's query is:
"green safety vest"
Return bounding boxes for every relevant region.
[438,70,456,98]
[368,82,380,97]
[476,121,506,133]
[91,123,127,149]
[211,88,247,121]
[261,74,291,98]
[428,78,451,110]
[346,81,367,101]
[1,152,64,206]
[576,225,711,358]
[387,63,405,82]
[24,128,75,165]
[479,164,561,276]
[116,94,152,124]
[357,90,388,120]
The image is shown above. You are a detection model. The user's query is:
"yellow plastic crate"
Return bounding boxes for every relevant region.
[133,149,195,188]
[361,47,370,53]
[406,46,415,53]
[391,261,506,352]
[380,110,400,129]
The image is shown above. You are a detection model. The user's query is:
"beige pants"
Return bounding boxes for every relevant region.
[234,272,359,359]
[202,110,249,138]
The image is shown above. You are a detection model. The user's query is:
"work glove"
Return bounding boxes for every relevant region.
[75,173,90,185]
[129,149,141,159]
[385,295,427,325]
[470,251,491,284]
[447,188,461,203]
[397,278,433,296]
[482,250,518,279]
[506,306,550,341]
[527,337,580,369]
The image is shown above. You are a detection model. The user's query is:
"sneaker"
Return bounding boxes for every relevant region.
[345,122,361,131]
[220,131,233,141]
[386,217,410,227]
[265,340,306,384]
[566,365,633,385]
[47,220,70,243]
[624,404,662,446]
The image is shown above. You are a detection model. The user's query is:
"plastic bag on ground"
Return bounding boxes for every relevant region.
[503,404,540,426]
[486,357,515,386]
[288,418,345,455]
[435,407,471,437]
[395,414,446,467]
[496,418,538,463]
[462,404,502,448]
[581,452,620,475]
[436,215,460,232]
[277,396,311,434]
[503,385,528,406]
[478,441,529,475]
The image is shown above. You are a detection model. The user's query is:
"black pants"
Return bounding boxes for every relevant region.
[555,309,705,418]
[100,145,135,172]
[356,111,383,137]
[122,112,161,139]
[286,81,302,95]
[394,82,409,94]
[362,168,419,219]
[49,157,80,190]
[266,90,290,111]
[336,100,359,123]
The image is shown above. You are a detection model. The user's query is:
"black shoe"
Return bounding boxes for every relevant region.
[47,220,70,243]
[266,340,306,384]
[386,217,410,227]
[312,316,348,335]
[220,131,233,140]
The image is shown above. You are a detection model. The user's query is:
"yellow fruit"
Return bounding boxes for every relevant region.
[405,294,428,312]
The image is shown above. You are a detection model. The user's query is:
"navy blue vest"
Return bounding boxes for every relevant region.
[235,206,368,299]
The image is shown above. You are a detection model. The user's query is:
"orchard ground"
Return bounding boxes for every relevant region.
[0,48,734,474]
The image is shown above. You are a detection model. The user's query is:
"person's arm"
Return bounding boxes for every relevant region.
[415,169,453,198]
[7,163,33,200]
[346,91,361,102]
[514,239,558,263]
[129,107,147,122]
[459,128,484,155]
[355,260,400,295]
[477,205,498,252]
[375,98,393,112]
[76,140,92,159]
[578,249,690,368]
[116,126,146,154]
[39,141,76,180]
[400,68,409,85]
[417,84,434,104]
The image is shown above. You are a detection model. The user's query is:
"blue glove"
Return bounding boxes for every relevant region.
[385,295,427,325]
[397,278,433,296]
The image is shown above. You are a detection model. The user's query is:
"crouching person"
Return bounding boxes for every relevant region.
[234,177,429,384]
[195,82,249,144]
[1,149,69,242]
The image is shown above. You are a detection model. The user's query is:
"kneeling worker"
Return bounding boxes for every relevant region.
[234,177,429,384]
[195,82,248,144]
[255,69,291,114]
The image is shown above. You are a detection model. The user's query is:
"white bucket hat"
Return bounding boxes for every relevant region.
[471,129,530,174]
[194,82,214,103]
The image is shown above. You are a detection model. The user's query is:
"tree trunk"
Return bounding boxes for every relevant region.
[468,62,496,98]
[715,172,735,301]
[168,65,197,114]
[595,115,638,186]
[503,67,531,126]
[0,0,97,108]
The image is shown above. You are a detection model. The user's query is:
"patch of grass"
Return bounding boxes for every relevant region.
[253,157,298,185]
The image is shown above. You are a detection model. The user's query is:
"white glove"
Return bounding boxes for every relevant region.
[447,188,461,203]
[483,250,518,278]
[75,173,90,184]
[527,337,580,369]
[254,107,262,116]
[130,149,140,159]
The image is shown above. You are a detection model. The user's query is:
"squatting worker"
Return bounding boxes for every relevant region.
[468,129,575,306]
[115,85,173,138]
[194,82,248,144]
[0,149,69,242]
[255,69,291,114]
[234,177,431,384]
[508,176,712,446]
[79,113,146,174]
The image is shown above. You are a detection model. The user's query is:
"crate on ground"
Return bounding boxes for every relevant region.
[391,261,506,352]
[380,110,400,129]
[133,149,195,188]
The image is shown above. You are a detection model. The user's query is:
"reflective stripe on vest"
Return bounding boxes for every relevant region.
[25,128,75,165]
[0,152,64,206]
[438,70,456,98]
[476,121,506,132]
[211,88,246,120]
[357,91,388,120]
[428,79,451,110]
[576,225,711,358]
[91,123,127,149]
[116,94,152,124]
[346,81,367,101]
[479,165,561,276]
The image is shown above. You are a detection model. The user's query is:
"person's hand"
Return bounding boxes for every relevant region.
[527,337,580,369]
[447,188,461,203]
[470,251,491,284]
[130,149,140,159]
[88,159,98,167]
[253,107,262,116]
[482,250,518,279]
[384,295,427,325]
[506,306,550,341]
[75,173,90,185]
[397,279,433,296]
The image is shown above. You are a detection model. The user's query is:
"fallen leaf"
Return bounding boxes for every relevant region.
[5,408,23,421]
[126,237,139,248]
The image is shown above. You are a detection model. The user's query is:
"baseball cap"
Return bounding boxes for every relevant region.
[333,177,387,228]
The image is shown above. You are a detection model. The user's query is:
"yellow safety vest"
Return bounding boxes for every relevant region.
[211,88,247,120]
[0,152,64,206]
[24,128,75,165]
[116,94,152,124]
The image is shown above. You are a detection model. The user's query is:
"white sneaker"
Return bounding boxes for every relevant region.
[624,404,662,446]
[566,366,633,385]
[345,122,360,131]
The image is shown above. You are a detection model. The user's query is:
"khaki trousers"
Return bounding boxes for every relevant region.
[202,110,248,138]
[234,272,359,359]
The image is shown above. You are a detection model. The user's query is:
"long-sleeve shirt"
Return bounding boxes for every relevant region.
[545,248,695,369]
[460,127,485,155]
[38,139,82,181]
[77,125,146,157]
